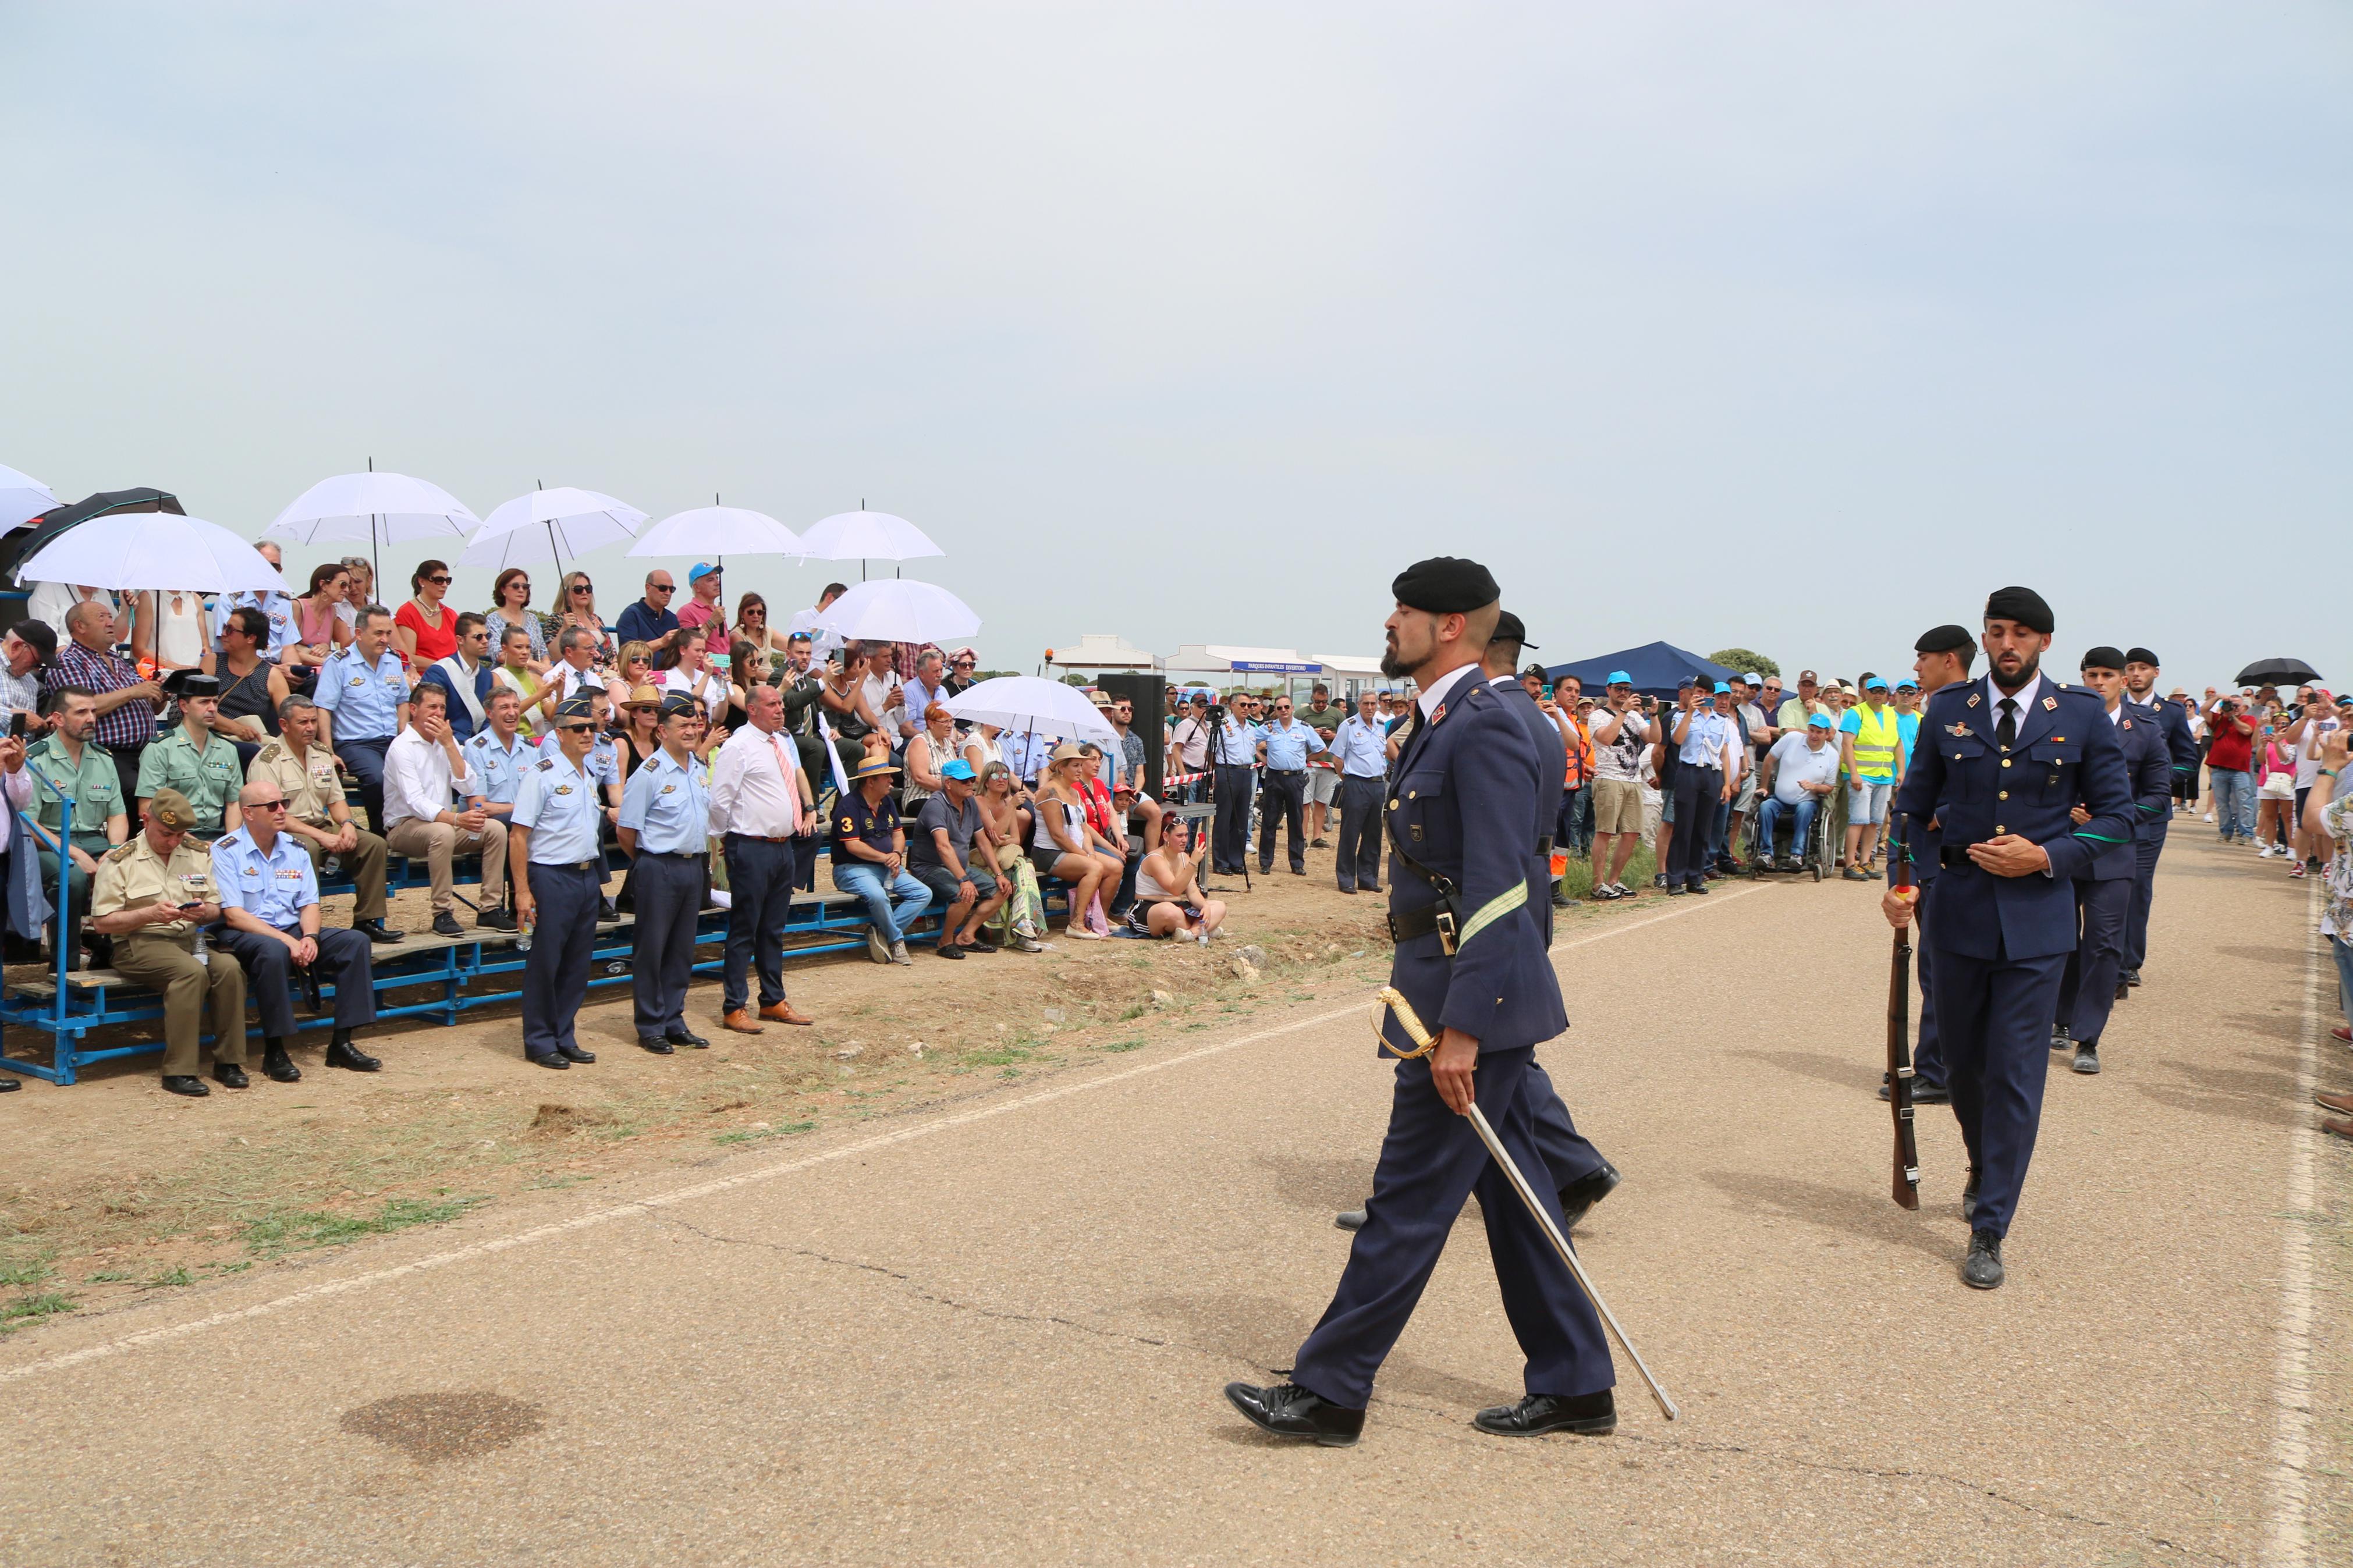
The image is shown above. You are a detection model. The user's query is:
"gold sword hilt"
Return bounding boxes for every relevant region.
[1374,986,1440,1059]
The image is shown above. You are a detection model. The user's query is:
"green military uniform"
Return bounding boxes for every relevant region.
[91,790,247,1080]
[248,736,391,922]
[24,735,126,965]
[137,723,244,836]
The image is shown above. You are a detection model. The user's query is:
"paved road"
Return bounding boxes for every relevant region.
[1,834,2334,1566]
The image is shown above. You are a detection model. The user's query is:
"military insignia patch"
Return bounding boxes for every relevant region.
[1946,722,1970,736]
[2042,696,2059,712]
[1430,702,1447,726]
[1966,693,1981,708]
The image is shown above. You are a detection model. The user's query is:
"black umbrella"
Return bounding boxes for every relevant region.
[2235,657,2322,688]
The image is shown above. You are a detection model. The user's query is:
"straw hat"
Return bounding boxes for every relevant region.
[622,684,663,710]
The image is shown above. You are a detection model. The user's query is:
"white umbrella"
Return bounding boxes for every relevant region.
[0,463,58,533]
[794,509,942,578]
[464,486,647,572]
[264,470,480,583]
[16,513,288,596]
[815,579,980,645]
[943,675,1117,745]
[627,504,803,561]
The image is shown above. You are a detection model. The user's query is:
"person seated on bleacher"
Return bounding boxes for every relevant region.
[382,682,506,940]
[24,686,129,970]
[1125,815,1225,944]
[1033,742,1123,940]
[417,611,496,743]
[831,753,931,967]
[138,673,244,840]
[208,607,292,768]
[87,787,245,1098]
[493,623,558,737]
[661,624,737,727]
[249,695,400,945]
[909,759,1009,959]
[461,687,534,930]
[547,625,606,706]
[975,761,1045,951]
[315,605,410,837]
[212,779,382,1083]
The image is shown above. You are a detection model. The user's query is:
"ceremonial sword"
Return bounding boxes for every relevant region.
[1375,986,1681,1421]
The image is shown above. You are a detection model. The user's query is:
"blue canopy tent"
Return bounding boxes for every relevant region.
[1544,641,1739,699]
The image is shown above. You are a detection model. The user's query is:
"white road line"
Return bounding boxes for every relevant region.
[2263,875,2324,1567]
[0,885,1762,1385]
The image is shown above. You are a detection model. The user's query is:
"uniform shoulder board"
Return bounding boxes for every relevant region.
[536,757,556,770]
[1461,683,1495,707]
[255,740,285,762]
[105,841,139,864]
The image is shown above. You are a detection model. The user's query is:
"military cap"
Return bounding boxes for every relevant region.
[1914,624,1976,655]
[1490,610,1536,650]
[146,787,197,830]
[553,695,598,726]
[1983,586,2054,634]
[2125,646,2160,667]
[166,671,222,699]
[2080,646,2127,673]
[1390,557,1499,613]
[656,693,701,720]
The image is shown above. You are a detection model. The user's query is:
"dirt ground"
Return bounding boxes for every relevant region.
[0,838,1663,1331]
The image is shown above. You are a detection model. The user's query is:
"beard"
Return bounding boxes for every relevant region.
[1378,646,1412,680]
[1990,650,2042,692]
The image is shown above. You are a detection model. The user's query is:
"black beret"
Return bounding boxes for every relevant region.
[1391,556,1500,614]
[2079,646,2127,673]
[1914,624,1975,655]
[1983,585,2054,635]
[2125,646,2159,667]
[1490,610,1537,650]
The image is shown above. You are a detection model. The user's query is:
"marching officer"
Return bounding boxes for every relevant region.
[88,788,247,1098]
[616,694,712,1054]
[210,779,382,1082]
[2118,646,2197,987]
[1229,557,1616,1447]
[513,695,609,1068]
[1878,624,1979,1108]
[2051,648,2174,1075]
[1884,588,2132,1290]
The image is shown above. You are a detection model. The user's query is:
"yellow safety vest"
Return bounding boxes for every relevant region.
[1850,704,1900,782]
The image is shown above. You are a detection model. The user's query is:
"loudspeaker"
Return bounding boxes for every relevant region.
[1096,673,1166,798]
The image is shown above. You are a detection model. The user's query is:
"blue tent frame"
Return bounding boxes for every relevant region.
[1543,641,1740,699]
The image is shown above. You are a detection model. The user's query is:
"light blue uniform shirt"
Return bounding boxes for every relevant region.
[1330,714,1390,777]
[212,590,297,659]
[513,753,604,864]
[1676,708,1737,767]
[1214,718,1265,768]
[463,730,535,805]
[617,749,712,855]
[1001,730,1052,784]
[210,824,320,929]
[536,728,619,789]
[316,648,409,741]
[1259,717,1328,771]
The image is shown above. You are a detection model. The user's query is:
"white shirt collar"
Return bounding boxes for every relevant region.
[1418,663,1482,718]
[2108,702,2125,727]
[1985,670,2042,717]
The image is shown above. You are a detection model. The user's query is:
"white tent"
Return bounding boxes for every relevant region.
[1046,633,1159,670]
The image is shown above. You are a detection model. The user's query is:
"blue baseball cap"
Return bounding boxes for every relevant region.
[1712,681,1731,695]
[1864,676,1889,692]
[687,561,721,583]
[941,758,976,781]
[1895,677,1918,691]
[1743,671,1763,685]
[1807,710,1833,728]
[1605,670,1632,686]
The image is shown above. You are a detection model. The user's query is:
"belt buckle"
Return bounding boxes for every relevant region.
[1433,906,1458,957]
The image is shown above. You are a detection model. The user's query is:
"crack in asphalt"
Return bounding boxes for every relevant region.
[654,1214,2228,1561]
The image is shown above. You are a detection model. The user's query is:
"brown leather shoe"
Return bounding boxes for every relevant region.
[759,1001,814,1026]
[2313,1089,2353,1114]
[2334,1026,2351,1044]
[2323,1115,2353,1141]
[721,1009,765,1034]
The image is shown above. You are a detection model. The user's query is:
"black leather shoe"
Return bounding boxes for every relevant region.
[477,907,517,931]
[1335,1207,1367,1232]
[1910,1079,1949,1105]
[325,1037,382,1072]
[2122,969,2142,987]
[638,1036,676,1054]
[1962,1229,2005,1289]
[1961,1168,1981,1224]
[161,1074,210,1097]
[556,1044,595,1064]
[2115,982,2130,1002]
[599,898,619,922]
[529,1053,570,1069]
[213,1063,250,1089]
[356,919,404,944]
[1686,880,1709,895]
[431,911,466,938]
[2050,1023,2071,1051]
[1667,884,1688,897]
[0,1078,18,1092]
[664,1028,710,1049]
[1473,1389,1616,1437]
[1557,1162,1621,1231]
[2072,1043,2101,1075]
[262,1043,301,1083]
[1225,1381,1364,1447]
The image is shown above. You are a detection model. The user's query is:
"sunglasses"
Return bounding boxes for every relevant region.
[648,584,673,593]
[557,721,594,733]
[425,575,452,586]
[952,659,975,668]
[251,799,289,812]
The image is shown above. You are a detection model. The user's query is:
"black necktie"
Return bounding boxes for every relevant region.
[1996,696,2018,751]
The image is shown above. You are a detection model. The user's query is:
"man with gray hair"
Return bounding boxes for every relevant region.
[47,598,162,817]
[548,624,605,704]
[248,694,400,943]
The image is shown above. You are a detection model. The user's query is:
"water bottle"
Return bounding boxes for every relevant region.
[321,854,343,879]
[516,911,533,953]
[193,926,210,968]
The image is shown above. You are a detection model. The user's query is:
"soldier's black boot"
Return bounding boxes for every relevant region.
[325,1030,381,1072]
[1557,1161,1622,1231]
[1474,1390,1616,1437]
[262,1040,301,1083]
[1962,1229,2004,1289]
[213,1062,250,1089]
[1225,1381,1365,1447]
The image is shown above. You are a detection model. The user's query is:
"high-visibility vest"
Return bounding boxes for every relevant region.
[1850,704,1900,781]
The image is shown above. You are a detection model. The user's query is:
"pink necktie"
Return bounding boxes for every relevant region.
[769,734,801,833]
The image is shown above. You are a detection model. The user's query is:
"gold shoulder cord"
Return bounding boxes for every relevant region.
[1374,986,1439,1059]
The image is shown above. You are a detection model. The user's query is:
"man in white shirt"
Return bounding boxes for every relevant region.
[1584,673,1651,901]
[1755,713,1840,867]
[546,626,605,705]
[707,683,817,1034]
[786,583,847,662]
[381,683,505,938]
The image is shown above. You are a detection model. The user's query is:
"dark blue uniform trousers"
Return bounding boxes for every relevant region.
[2056,876,2131,1046]
[1212,765,1255,872]
[721,834,797,1014]
[1910,880,1944,1091]
[214,925,377,1038]
[1930,937,2065,1239]
[1333,775,1384,891]
[521,863,602,1059]
[2124,826,2164,973]
[333,735,393,836]
[1667,766,1722,888]
[1258,769,1308,872]
[1291,1047,1615,1410]
[631,852,705,1041]
[1528,1059,1607,1186]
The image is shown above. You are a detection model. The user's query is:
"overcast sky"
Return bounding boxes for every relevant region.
[4,3,2346,689]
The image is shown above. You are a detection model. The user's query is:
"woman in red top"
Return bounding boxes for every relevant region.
[393,559,458,668]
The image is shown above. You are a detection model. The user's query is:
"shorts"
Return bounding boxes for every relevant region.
[1028,845,1069,877]
[1591,776,1644,836]
[1734,770,1759,812]
[1847,779,1892,825]
[2259,773,2297,801]
[1125,898,1202,937]
[1306,767,1339,806]
[915,863,998,906]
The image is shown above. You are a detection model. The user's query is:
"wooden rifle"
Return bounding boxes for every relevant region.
[1886,815,1922,1210]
